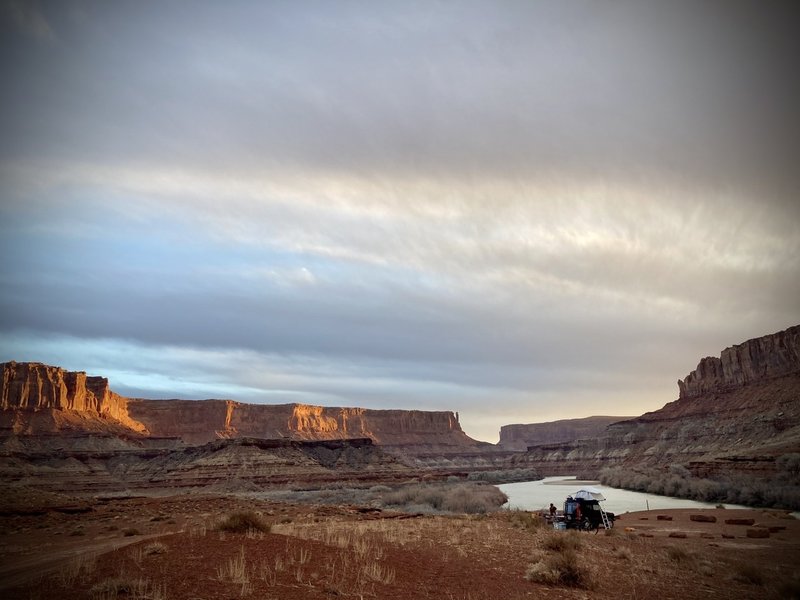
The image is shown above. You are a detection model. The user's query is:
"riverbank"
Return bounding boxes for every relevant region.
[499,476,752,514]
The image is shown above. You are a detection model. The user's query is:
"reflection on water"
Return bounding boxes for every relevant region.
[498,476,749,514]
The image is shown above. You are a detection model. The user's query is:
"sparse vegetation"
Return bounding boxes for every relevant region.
[89,577,166,600]
[467,468,540,483]
[143,542,167,556]
[525,549,593,588]
[731,562,765,586]
[504,509,546,531]
[665,545,693,565]
[541,531,582,552]
[217,511,270,534]
[381,482,508,514]
[600,465,800,510]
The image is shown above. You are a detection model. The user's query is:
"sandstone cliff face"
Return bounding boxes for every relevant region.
[127,399,475,449]
[0,362,145,434]
[0,362,479,452]
[678,325,800,399]
[498,416,631,451]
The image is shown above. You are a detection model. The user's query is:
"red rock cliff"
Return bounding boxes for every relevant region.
[0,361,145,433]
[0,362,478,449]
[678,325,800,399]
[127,399,474,447]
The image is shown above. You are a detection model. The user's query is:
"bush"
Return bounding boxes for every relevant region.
[380,483,508,514]
[542,532,582,552]
[217,512,270,534]
[525,549,592,588]
[732,563,765,586]
[505,510,546,532]
[122,528,141,537]
[665,545,693,564]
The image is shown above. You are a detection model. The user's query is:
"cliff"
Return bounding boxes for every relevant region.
[678,325,800,399]
[0,361,146,434]
[0,362,480,452]
[513,325,800,506]
[498,416,631,451]
[126,399,475,449]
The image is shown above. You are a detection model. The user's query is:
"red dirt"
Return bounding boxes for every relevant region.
[1,498,798,599]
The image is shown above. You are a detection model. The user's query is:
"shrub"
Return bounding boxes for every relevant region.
[612,546,632,560]
[525,549,592,588]
[217,511,270,534]
[122,528,141,537]
[506,510,546,532]
[732,563,764,586]
[143,542,167,556]
[665,545,693,564]
[542,532,582,552]
[380,483,507,514]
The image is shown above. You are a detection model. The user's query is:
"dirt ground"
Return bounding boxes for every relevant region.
[1,496,798,599]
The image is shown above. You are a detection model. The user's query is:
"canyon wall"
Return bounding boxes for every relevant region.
[678,324,800,399]
[0,361,146,434]
[0,362,479,452]
[498,416,630,451]
[126,399,474,448]
[514,325,800,505]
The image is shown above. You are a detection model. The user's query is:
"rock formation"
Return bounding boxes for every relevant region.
[678,325,800,399]
[0,361,481,453]
[513,325,800,506]
[498,416,631,451]
[0,361,146,435]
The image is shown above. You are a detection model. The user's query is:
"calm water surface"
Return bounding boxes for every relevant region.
[498,476,749,514]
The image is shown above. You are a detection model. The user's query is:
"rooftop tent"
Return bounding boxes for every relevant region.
[573,487,606,501]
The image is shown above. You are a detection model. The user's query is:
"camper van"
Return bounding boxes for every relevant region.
[563,487,615,531]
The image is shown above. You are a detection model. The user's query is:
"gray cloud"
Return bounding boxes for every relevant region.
[1,1,798,442]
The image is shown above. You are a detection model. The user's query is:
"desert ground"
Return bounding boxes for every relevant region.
[1,491,798,600]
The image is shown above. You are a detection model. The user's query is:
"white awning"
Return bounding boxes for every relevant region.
[573,487,606,501]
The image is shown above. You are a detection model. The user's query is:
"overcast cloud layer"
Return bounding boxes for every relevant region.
[1,1,798,442]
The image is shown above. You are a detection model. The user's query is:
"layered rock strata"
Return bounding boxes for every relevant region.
[0,362,480,453]
[516,325,800,485]
[498,416,631,451]
[0,438,410,494]
[678,325,800,399]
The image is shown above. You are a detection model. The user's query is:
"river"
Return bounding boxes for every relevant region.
[498,476,750,514]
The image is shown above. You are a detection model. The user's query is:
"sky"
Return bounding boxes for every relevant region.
[1,1,798,443]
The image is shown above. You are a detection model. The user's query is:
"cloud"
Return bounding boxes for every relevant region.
[1,2,798,442]
[0,0,55,42]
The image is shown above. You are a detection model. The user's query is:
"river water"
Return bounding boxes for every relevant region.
[498,476,749,514]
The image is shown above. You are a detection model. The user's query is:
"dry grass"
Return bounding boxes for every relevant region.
[541,531,582,552]
[504,509,547,532]
[143,542,167,556]
[89,577,167,600]
[525,549,593,588]
[665,545,694,565]
[216,546,250,585]
[57,553,97,587]
[612,546,632,560]
[731,562,765,586]
[217,511,270,534]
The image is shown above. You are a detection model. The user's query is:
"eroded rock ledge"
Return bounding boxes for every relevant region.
[678,324,800,399]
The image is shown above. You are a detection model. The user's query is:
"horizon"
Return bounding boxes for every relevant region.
[1,2,799,443]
